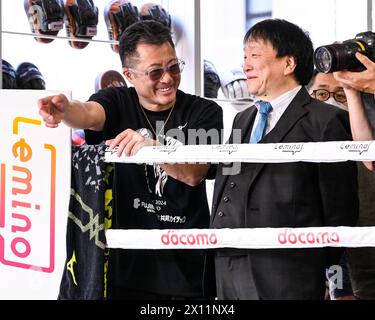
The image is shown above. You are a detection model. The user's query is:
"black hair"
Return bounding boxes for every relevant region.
[244,19,314,85]
[118,20,175,68]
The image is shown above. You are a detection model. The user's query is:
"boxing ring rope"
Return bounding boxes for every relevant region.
[106,227,375,249]
[104,141,375,249]
[105,140,375,164]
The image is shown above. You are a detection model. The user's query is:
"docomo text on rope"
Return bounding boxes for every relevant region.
[105,140,375,250]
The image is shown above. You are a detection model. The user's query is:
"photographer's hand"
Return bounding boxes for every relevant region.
[340,84,374,171]
[334,52,375,94]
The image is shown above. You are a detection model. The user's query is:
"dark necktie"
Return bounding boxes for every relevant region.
[249,100,273,144]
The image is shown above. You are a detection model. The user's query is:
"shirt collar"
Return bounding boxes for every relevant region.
[254,85,302,112]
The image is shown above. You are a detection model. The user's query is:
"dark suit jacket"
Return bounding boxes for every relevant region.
[210,87,359,299]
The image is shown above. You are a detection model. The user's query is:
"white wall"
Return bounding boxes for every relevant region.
[200,0,247,75]
[166,0,202,95]
[272,0,370,48]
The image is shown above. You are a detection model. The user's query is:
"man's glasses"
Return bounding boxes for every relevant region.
[311,89,347,103]
[129,59,185,81]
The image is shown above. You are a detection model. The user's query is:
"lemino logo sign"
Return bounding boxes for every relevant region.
[0,116,56,273]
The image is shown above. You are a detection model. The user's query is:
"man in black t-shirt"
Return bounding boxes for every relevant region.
[38,21,223,299]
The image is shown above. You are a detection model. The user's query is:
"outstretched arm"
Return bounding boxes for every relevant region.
[38,94,106,131]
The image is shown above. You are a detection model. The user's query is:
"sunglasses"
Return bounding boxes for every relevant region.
[128,59,185,81]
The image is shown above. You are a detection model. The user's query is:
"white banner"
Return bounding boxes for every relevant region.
[0,90,71,300]
[104,141,375,164]
[106,226,375,250]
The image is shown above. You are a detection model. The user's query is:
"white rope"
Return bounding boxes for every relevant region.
[105,141,375,250]
[105,141,375,164]
[106,226,375,249]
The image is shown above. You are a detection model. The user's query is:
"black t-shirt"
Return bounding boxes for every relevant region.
[86,87,223,297]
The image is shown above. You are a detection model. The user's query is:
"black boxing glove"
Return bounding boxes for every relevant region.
[2,60,18,89]
[24,0,65,43]
[64,0,99,49]
[204,60,221,98]
[140,3,171,29]
[104,0,140,53]
[16,62,46,90]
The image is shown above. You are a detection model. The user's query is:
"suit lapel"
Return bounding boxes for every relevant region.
[211,106,257,217]
[212,88,311,221]
[247,88,311,186]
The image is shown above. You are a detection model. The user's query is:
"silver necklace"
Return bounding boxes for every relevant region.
[139,104,175,138]
[139,104,175,195]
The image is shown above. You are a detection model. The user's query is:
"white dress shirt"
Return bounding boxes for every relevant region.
[250,85,302,139]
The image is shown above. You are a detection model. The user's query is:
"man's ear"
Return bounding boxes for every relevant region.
[123,68,133,83]
[284,55,297,76]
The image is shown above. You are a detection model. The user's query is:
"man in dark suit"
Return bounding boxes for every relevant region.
[210,19,359,300]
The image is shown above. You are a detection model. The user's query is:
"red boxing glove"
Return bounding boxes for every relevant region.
[94,70,127,93]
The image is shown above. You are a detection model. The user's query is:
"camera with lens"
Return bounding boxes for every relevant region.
[314,31,375,73]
